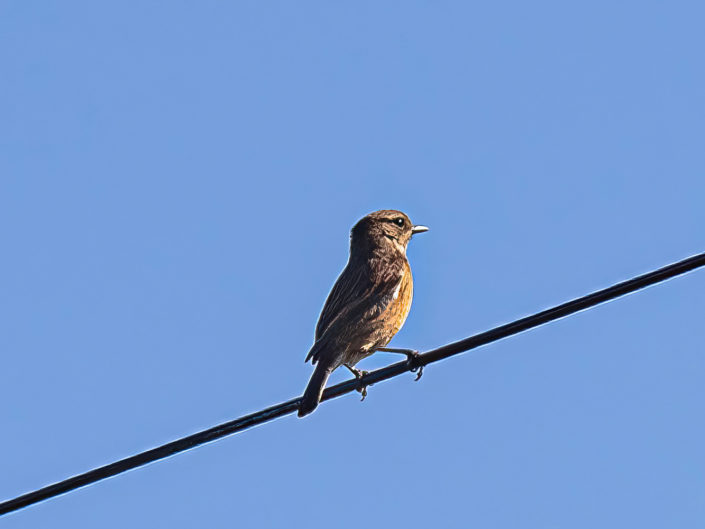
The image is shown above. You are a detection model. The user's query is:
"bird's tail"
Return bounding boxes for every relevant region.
[298,362,334,417]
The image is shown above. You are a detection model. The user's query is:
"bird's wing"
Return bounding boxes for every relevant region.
[306,269,403,365]
[314,262,370,341]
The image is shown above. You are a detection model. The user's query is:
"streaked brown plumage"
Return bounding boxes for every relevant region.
[298,209,428,417]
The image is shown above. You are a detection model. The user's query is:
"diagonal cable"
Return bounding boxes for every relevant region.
[2,251,704,516]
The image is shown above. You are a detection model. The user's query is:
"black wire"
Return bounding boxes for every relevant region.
[2,251,704,516]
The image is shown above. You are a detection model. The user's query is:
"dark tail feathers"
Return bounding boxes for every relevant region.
[298,363,333,417]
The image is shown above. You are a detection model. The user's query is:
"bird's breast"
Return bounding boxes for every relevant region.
[387,262,414,337]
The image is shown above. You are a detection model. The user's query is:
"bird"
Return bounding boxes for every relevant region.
[298,209,428,417]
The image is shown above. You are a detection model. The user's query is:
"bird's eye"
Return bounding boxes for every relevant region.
[394,217,405,227]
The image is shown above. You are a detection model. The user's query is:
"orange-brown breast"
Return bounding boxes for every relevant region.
[383,260,414,345]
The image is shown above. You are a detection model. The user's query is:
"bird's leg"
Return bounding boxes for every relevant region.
[344,364,370,401]
[376,347,424,381]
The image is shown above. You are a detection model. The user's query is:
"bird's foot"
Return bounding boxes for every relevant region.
[376,347,424,381]
[406,351,424,381]
[344,365,370,401]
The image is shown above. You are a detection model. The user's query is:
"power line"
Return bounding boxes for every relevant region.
[2,251,704,516]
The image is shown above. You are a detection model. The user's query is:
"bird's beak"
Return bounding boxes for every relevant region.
[411,225,429,235]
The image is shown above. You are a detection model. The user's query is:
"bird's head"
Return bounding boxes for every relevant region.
[350,209,428,256]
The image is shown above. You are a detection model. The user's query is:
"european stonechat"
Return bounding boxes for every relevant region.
[298,209,428,417]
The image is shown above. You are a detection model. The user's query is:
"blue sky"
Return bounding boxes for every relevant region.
[1,1,704,527]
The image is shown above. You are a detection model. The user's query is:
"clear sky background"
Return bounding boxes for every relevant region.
[1,2,704,527]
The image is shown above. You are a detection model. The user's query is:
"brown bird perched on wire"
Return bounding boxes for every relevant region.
[298,209,428,417]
